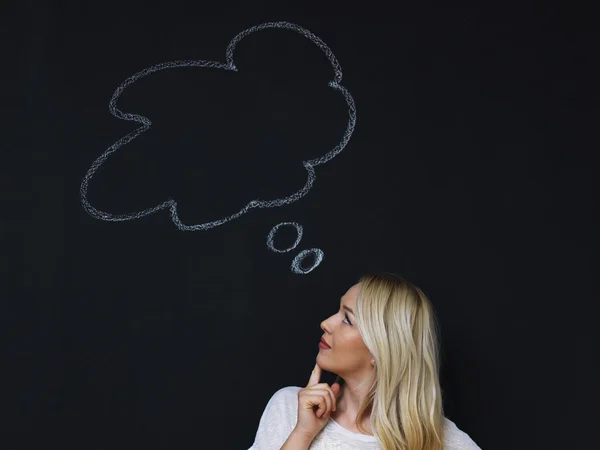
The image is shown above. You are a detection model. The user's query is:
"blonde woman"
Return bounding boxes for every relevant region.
[249,274,482,450]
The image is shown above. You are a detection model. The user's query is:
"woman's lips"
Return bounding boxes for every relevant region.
[319,338,331,349]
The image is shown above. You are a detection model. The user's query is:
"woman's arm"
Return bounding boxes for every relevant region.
[280,428,315,450]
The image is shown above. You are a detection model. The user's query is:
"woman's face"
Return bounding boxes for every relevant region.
[317,283,373,379]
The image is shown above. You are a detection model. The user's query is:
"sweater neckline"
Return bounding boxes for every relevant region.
[329,417,378,442]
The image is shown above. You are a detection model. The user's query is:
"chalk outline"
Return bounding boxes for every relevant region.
[80,21,357,230]
[266,222,303,253]
[291,248,324,274]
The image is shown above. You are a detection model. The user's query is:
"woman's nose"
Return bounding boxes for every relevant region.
[321,317,333,332]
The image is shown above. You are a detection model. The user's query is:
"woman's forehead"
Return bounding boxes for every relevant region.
[342,283,361,304]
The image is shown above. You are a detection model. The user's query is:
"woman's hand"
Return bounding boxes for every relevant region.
[294,361,341,439]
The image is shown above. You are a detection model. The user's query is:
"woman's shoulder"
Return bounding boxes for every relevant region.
[442,417,482,449]
[265,386,302,406]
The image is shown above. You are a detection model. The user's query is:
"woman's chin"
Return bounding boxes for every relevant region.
[316,352,330,367]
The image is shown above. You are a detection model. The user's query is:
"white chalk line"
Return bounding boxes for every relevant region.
[267,222,303,253]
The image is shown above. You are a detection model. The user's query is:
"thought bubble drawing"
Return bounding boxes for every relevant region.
[80,21,356,273]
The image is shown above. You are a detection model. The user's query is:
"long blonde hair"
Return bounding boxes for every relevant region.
[334,274,445,450]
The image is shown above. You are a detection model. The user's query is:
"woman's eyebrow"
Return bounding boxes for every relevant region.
[342,305,355,315]
[340,297,355,315]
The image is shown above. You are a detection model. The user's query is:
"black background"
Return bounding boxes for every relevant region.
[3,1,598,449]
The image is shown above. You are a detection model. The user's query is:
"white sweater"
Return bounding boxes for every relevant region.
[248,386,482,450]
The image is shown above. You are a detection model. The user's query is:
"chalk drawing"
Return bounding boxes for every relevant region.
[80,21,356,273]
[291,249,324,275]
[266,221,323,273]
[266,222,303,253]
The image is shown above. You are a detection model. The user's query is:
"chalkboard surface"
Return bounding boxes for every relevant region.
[3,2,598,449]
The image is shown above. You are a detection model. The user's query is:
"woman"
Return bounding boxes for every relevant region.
[249,274,482,449]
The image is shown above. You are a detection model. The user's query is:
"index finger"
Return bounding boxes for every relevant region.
[307,362,321,387]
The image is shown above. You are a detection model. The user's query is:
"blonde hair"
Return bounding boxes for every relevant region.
[334,273,445,450]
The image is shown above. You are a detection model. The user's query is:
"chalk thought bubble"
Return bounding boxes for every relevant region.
[80,21,356,231]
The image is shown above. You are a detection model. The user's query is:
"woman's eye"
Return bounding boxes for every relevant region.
[343,313,352,325]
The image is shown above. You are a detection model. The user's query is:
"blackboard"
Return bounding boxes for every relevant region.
[4,2,598,449]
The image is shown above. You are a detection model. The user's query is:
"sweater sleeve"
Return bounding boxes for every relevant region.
[248,387,299,450]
